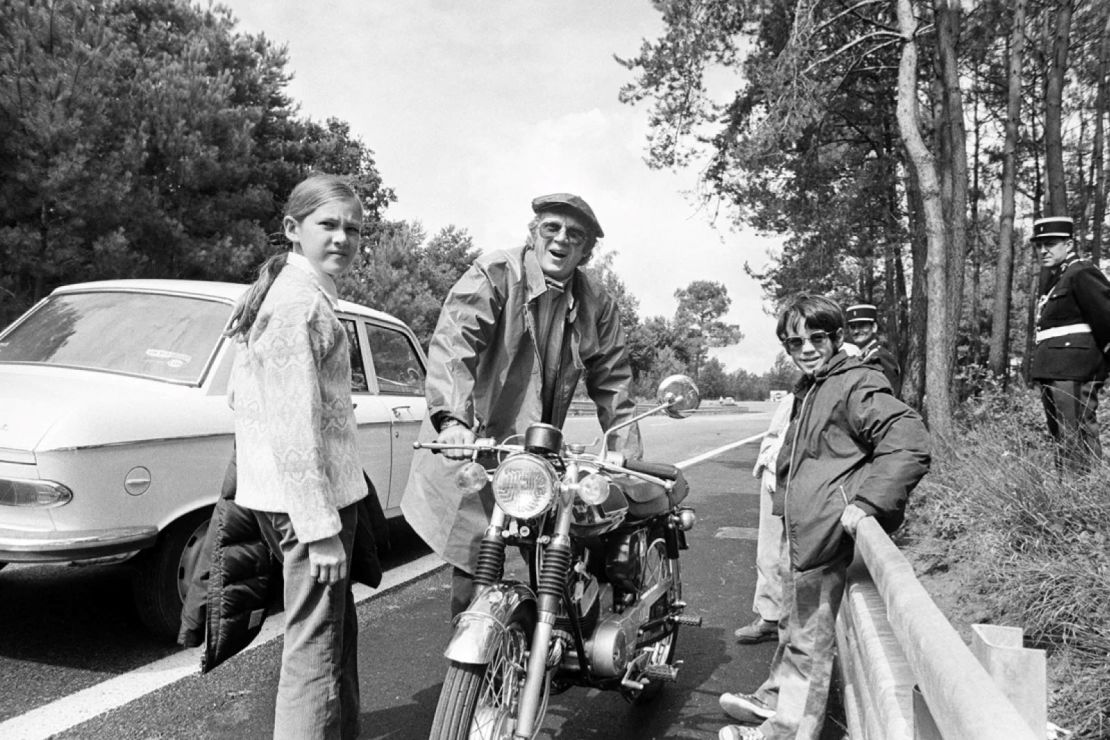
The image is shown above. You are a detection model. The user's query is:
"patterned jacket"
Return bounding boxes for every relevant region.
[231,260,364,542]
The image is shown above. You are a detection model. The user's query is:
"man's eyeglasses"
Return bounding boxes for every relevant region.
[538,219,588,248]
[781,331,835,354]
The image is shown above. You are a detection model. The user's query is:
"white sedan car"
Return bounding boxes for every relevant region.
[0,280,428,639]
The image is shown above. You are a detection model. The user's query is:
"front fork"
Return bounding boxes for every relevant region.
[514,486,575,739]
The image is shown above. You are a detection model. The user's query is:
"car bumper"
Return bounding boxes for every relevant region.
[0,525,159,562]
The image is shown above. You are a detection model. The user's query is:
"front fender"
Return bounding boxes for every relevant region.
[444,580,536,664]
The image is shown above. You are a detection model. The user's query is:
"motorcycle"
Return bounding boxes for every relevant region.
[418,375,704,740]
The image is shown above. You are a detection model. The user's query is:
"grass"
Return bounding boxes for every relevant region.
[898,379,1110,740]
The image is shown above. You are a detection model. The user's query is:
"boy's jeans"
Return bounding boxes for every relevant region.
[256,505,360,740]
[754,548,850,740]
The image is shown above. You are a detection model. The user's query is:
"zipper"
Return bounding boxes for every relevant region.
[782,385,814,567]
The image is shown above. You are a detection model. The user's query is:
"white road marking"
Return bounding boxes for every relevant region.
[675,432,767,470]
[0,553,445,740]
[715,527,760,540]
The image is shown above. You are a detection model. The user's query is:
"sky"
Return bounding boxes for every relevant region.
[218,0,785,373]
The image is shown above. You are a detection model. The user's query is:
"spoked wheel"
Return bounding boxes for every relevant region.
[621,537,680,705]
[429,607,549,739]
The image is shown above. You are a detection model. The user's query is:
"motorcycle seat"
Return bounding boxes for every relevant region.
[614,472,689,518]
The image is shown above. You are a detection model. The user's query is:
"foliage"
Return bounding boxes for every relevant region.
[673,279,742,380]
[903,380,1110,738]
[0,0,393,326]
[338,222,479,349]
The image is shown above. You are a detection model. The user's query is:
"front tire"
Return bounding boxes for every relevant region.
[429,607,541,740]
[132,509,211,641]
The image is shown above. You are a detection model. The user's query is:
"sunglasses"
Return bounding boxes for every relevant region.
[781,331,836,354]
[538,219,588,248]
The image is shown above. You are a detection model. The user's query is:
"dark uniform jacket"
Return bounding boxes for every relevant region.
[1031,256,1110,381]
[773,351,931,572]
[179,462,386,673]
[401,244,641,572]
[858,339,901,396]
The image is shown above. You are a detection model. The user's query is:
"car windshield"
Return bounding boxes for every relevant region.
[0,291,233,384]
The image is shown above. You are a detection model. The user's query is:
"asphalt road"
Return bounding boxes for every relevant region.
[0,408,852,740]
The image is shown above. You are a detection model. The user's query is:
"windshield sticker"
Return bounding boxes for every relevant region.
[145,349,192,369]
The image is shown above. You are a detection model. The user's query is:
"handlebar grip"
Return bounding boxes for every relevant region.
[624,458,681,481]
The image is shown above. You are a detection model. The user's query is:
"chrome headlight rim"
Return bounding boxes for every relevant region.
[491,452,558,519]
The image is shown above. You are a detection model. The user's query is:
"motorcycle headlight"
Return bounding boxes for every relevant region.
[577,472,611,505]
[491,453,557,519]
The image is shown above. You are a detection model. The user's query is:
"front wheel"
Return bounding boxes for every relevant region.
[430,607,546,740]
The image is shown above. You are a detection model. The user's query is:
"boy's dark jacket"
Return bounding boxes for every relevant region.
[177,461,386,672]
[774,351,931,572]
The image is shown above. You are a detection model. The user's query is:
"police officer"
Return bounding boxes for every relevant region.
[1031,215,1110,473]
[845,303,902,395]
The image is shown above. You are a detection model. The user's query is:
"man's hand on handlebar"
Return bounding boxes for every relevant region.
[436,420,477,460]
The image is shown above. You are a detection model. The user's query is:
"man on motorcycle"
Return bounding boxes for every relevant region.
[401,192,642,616]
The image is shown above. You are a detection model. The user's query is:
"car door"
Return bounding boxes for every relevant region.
[362,321,427,510]
[341,317,394,513]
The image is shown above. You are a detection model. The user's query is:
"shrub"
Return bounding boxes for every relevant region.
[903,379,1110,739]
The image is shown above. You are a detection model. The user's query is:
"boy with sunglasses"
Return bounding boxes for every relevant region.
[719,293,930,740]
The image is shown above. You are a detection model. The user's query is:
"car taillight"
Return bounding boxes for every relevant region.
[0,478,73,508]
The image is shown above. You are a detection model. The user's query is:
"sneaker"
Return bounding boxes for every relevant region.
[719,692,776,723]
[719,725,765,740]
[733,617,778,644]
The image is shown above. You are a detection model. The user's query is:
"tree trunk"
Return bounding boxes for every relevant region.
[989,0,1026,379]
[897,0,951,438]
[1092,1,1110,265]
[1044,0,1073,216]
[903,168,929,411]
[935,0,969,392]
[969,65,982,366]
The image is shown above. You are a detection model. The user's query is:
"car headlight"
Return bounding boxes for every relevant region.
[491,453,557,519]
[0,477,73,508]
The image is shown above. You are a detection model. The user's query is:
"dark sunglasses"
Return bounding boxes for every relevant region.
[782,331,836,353]
[538,219,588,247]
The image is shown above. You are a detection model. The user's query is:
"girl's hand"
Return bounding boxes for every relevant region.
[307,534,347,584]
[840,503,870,536]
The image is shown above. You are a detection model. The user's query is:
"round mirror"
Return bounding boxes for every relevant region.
[656,374,700,418]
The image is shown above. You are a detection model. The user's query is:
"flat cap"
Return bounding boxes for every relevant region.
[531,193,604,238]
[1032,216,1073,241]
[846,303,878,323]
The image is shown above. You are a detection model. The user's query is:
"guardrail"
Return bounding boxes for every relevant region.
[837,518,1045,740]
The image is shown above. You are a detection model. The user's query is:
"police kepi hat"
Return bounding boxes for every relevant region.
[846,303,878,323]
[531,193,604,238]
[1031,216,1074,241]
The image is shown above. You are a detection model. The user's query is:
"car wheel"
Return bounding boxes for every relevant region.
[132,509,211,641]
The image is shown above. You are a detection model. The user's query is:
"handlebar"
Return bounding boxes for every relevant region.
[623,459,682,482]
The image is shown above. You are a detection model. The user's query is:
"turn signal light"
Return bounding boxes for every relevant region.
[455,462,490,494]
[0,478,73,508]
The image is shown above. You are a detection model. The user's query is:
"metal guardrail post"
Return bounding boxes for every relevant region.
[970,624,1047,737]
[852,518,1041,740]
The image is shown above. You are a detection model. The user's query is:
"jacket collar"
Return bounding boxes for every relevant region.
[792,349,853,395]
[522,245,577,312]
[286,251,340,308]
